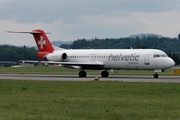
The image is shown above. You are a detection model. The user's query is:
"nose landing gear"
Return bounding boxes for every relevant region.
[153,73,159,78]
[153,69,164,78]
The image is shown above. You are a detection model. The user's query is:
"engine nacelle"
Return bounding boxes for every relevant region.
[45,52,67,62]
[61,53,67,61]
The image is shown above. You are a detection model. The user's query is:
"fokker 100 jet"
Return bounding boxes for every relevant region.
[8,29,175,78]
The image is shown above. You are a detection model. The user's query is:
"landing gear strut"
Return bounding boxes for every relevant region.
[79,70,86,77]
[101,70,109,77]
[153,73,159,78]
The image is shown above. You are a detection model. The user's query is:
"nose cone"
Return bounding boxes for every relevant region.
[167,57,175,68]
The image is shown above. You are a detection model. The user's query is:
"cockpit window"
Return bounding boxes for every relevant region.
[160,54,167,57]
[153,54,160,58]
[153,54,167,58]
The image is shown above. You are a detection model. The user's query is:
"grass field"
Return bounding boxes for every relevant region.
[0,80,180,120]
[0,66,180,120]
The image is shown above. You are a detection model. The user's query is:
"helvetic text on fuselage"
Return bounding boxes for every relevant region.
[108,53,140,61]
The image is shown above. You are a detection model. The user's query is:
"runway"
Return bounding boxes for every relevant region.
[0,74,180,83]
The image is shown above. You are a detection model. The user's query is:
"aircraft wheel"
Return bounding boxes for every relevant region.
[101,71,109,77]
[79,71,86,77]
[153,74,159,78]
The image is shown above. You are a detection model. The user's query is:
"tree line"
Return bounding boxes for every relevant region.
[1,35,180,65]
[0,45,38,61]
[61,36,180,53]
[60,36,180,65]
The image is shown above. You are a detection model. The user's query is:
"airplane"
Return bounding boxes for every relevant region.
[8,29,175,78]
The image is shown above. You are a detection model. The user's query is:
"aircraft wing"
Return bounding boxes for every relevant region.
[20,60,104,69]
[19,60,48,63]
[47,61,104,68]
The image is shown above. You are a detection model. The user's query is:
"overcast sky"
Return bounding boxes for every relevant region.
[1,0,180,46]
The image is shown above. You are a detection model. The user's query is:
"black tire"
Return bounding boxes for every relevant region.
[101,71,109,77]
[79,71,86,77]
[153,74,159,78]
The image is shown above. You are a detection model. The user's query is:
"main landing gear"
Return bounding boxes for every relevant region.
[79,70,86,77]
[79,70,109,77]
[101,70,109,77]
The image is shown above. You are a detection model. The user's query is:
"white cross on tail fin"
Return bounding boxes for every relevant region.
[38,36,46,49]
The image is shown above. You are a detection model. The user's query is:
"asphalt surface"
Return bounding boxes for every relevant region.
[0,74,180,83]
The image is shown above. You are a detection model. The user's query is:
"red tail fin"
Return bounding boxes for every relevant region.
[8,29,54,60]
[31,29,54,59]
[31,29,54,52]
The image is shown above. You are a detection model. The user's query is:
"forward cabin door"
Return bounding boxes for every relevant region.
[144,54,150,65]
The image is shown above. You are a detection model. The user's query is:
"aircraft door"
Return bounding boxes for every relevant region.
[144,54,149,65]
[90,54,97,61]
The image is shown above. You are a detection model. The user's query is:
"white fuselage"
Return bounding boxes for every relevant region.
[9,29,175,78]
[46,49,175,70]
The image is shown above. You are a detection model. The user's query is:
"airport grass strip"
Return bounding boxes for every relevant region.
[0,66,177,76]
[0,80,180,120]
